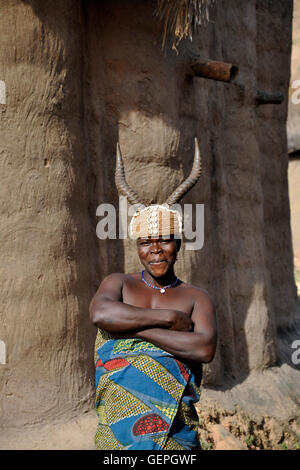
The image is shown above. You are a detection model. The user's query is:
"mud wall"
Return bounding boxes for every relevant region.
[0,0,297,430]
[0,0,96,429]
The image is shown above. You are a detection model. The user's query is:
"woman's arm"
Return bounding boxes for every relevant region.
[89,273,193,333]
[134,291,217,364]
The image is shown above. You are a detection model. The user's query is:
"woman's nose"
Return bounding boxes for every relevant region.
[150,243,162,253]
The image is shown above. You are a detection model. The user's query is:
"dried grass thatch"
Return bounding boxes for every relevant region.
[155,0,215,48]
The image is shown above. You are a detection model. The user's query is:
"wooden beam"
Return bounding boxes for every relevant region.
[256,91,284,104]
[189,58,238,83]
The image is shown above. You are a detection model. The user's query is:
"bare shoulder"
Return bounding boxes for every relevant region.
[183,284,216,333]
[100,272,140,289]
[123,272,141,283]
[95,273,126,295]
[180,282,214,309]
[124,272,140,278]
[101,272,127,285]
[90,273,126,308]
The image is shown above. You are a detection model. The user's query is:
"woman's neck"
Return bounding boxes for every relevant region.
[143,268,177,287]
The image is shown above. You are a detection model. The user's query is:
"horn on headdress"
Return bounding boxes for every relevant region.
[115,143,144,208]
[165,137,202,206]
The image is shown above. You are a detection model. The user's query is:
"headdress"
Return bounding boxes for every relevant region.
[115,138,202,239]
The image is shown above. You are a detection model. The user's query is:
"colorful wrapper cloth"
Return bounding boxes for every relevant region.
[94,329,202,450]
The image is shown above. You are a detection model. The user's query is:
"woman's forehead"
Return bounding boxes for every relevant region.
[137,236,174,242]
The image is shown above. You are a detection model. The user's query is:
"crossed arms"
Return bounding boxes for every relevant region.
[89,273,217,364]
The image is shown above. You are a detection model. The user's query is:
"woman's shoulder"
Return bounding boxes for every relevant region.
[179,281,214,306]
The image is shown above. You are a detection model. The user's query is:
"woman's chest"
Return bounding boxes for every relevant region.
[122,278,194,315]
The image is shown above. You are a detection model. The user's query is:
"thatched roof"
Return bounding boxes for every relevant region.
[155,0,215,48]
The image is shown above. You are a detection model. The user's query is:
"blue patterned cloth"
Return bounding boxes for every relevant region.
[94,329,202,450]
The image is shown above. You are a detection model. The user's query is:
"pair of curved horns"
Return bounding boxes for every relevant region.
[115,138,202,206]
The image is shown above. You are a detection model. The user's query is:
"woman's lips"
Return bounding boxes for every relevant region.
[149,260,167,265]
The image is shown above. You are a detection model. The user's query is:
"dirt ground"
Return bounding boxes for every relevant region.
[0,410,97,450]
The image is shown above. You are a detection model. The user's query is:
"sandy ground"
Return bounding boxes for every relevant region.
[0,410,98,450]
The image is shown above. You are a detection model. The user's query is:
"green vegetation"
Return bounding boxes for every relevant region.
[293,437,300,450]
[200,439,213,450]
[245,434,255,447]
[279,442,289,450]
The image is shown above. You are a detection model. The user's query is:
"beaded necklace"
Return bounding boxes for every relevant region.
[141,270,179,294]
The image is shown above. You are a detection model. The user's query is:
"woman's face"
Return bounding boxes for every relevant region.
[136,237,180,277]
